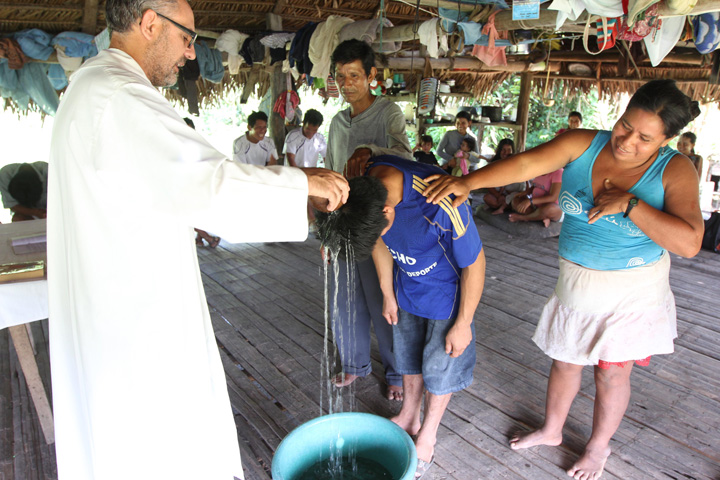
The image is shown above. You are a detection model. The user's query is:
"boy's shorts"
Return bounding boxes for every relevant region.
[393,308,475,395]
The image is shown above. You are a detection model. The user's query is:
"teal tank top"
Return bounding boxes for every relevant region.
[558,131,675,270]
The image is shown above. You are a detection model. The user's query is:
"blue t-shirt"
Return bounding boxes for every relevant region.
[367,156,483,320]
[558,130,675,270]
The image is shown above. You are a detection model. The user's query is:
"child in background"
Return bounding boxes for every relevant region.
[451,138,474,176]
[413,135,440,166]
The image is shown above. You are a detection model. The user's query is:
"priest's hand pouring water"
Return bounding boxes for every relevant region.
[304,168,350,212]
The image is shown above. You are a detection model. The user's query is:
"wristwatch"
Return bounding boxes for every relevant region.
[623,197,638,218]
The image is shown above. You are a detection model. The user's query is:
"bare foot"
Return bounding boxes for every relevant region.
[391,415,421,437]
[491,206,506,215]
[415,437,434,464]
[508,214,518,223]
[567,445,611,480]
[333,373,359,387]
[509,428,562,450]
[386,384,403,401]
[543,218,551,228]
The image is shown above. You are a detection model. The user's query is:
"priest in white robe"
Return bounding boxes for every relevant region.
[47,1,348,479]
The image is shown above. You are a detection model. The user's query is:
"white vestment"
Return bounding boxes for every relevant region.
[48,48,309,480]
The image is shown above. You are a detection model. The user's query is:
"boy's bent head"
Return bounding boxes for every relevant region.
[316,176,388,261]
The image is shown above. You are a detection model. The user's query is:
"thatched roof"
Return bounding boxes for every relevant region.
[2,0,720,105]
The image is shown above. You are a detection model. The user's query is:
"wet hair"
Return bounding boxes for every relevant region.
[569,111,582,122]
[461,137,476,151]
[315,176,389,261]
[420,135,433,146]
[626,79,701,138]
[455,111,472,123]
[106,0,177,34]
[492,138,515,162]
[8,164,42,208]
[183,117,195,129]
[331,39,375,76]
[248,111,268,128]
[303,109,323,127]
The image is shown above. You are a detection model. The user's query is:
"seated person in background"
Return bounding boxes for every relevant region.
[450,138,475,177]
[413,135,440,166]
[556,111,582,136]
[0,161,48,222]
[677,132,703,180]
[316,155,485,479]
[482,139,521,214]
[708,156,720,192]
[284,109,327,229]
[233,111,277,166]
[183,117,221,248]
[508,168,564,227]
[437,111,480,171]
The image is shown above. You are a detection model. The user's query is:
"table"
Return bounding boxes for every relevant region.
[0,219,54,444]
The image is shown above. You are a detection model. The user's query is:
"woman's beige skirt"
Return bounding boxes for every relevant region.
[533,253,677,366]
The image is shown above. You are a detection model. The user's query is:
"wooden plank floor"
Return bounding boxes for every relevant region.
[2,217,719,479]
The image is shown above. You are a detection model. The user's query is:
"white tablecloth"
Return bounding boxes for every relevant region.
[0,279,48,330]
[0,219,48,330]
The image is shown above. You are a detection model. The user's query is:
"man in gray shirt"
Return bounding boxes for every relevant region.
[436,111,480,169]
[324,39,412,401]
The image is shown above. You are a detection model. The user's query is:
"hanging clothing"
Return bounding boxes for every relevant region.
[48,48,310,480]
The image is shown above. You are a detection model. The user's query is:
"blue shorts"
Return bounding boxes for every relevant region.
[393,308,475,395]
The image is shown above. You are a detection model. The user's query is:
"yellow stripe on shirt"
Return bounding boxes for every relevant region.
[413,175,467,236]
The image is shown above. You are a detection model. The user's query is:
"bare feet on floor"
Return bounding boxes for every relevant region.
[386,384,403,401]
[509,428,562,450]
[390,415,421,437]
[332,373,359,387]
[567,446,611,480]
[543,218,551,228]
[491,206,506,215]
[508,214,519,223]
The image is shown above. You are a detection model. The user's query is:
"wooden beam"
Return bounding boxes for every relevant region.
[516,72,532,152]
[383,55,554,73]
[81,0,99,34]
[544,74,710,83]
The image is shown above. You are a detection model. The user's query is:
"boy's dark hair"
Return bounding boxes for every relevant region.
[455,111,472,122]
[626,79,701,137]
[9,164,42,208]
[303,109,324,127]
[462,137,476,151]
[680,131,697,144]
[331,39,375,76]
[183,117,195,129]
[315,176,389,261]
[248,111,268,128]
[568,111,583,122]
[421,135,433,145]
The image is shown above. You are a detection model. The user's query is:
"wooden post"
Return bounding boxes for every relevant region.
[267,12,287,164]
[516,72,533,152]
[81,0,99,34]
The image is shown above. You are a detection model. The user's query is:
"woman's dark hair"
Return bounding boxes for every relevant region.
[9,164,42,208]
[303,109,324,127]
[626,79,701,138]
[331,39,375,76]
[315,176,389,261]
[492,138,515,162]
[247,111,268,128]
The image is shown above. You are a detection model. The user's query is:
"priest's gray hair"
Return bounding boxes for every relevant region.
[106,0,178,33]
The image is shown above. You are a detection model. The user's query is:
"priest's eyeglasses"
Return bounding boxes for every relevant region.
[155,11,197,48]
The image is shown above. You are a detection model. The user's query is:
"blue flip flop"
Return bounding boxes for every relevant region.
[415,455,435,479]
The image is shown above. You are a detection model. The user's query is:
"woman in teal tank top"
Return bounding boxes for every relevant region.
[422,80,705,479]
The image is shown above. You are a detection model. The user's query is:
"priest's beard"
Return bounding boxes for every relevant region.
[146,30,183,87]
